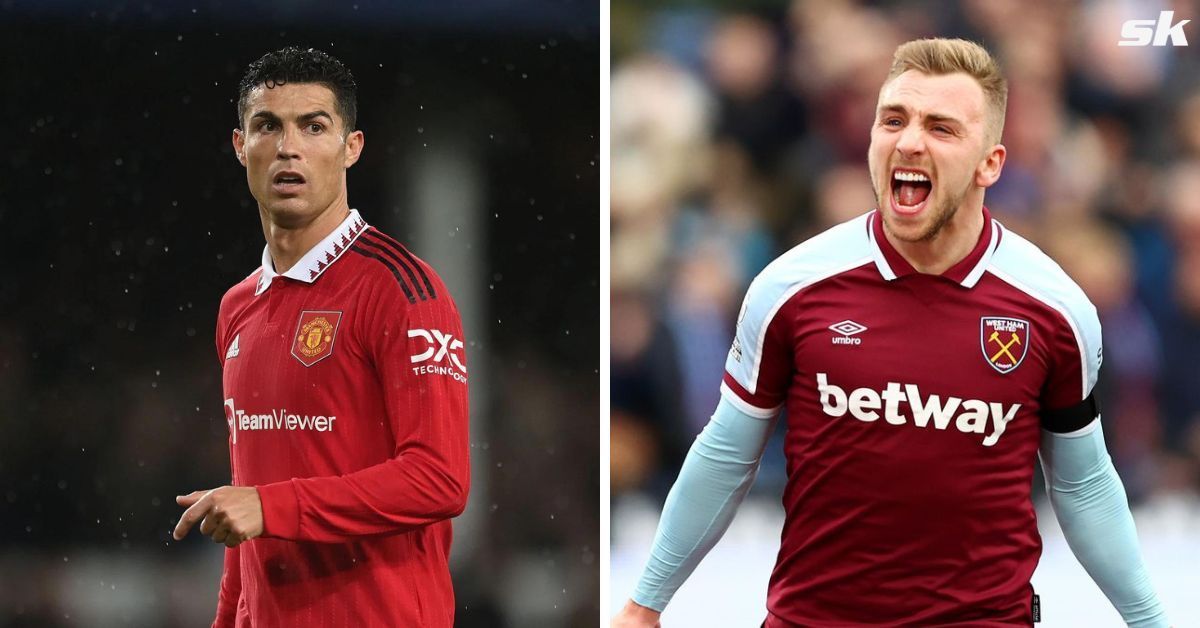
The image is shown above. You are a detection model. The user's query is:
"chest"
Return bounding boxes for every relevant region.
[787,273,1057,409]
[221,279,370,401]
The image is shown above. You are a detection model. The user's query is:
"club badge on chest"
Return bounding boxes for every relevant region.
[981,316,1030,374]
[292,310,343,367]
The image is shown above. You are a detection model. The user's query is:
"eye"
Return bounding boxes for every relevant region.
[257,120,278,132]
[307,123,324,134]
[883,117,903,128]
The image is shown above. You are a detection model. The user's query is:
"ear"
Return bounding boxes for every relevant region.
[975,143,1006,189]
[232,128,247,167]
[343,130,364,169]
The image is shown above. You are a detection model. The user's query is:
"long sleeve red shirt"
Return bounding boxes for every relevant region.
[212,210,469,627]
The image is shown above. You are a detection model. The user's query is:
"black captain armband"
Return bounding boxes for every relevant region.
[1040,393,1101,433]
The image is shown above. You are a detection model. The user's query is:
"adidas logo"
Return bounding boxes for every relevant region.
[226,334,241,360]
[829,320,867,345]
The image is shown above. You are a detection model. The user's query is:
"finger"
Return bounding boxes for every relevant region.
[211,526,228,544]
[173,495,212,540]
[200,512,221,537]
[175,490,205,506]
[224,534,242,548]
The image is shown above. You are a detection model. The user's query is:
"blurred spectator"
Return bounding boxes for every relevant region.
[706,14,806,178]
[611,288,684,499]
[612,55,714,293]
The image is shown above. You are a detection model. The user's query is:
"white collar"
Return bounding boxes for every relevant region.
[255,209,369,296]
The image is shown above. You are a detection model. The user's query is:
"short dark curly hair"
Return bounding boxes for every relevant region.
[236,46,357,133]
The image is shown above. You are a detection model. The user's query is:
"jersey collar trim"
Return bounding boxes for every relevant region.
[866,212,898,281]
[867,207,999,288]
[254,209,370,296]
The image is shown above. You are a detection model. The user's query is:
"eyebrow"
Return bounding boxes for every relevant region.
[878,104,965,127]
[248,110,336,125]
[299,110,335,124]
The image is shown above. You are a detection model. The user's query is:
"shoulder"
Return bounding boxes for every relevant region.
[985,223,1099,338]
[986,222,1102,397]
[347,226,457,313]
[740,212,875,326]
[724,214,872,404]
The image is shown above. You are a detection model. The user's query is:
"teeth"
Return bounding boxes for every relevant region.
[894,171,929,183]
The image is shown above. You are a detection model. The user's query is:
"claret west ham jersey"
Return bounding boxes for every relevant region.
[213,209,469,628]
[723,209,1102,626]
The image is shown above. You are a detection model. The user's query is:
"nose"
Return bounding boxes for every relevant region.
[894,123,925,159]
[276,126,302,160]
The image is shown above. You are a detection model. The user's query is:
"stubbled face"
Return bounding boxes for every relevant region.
[233,83,362,228]
[867,70,1002,243]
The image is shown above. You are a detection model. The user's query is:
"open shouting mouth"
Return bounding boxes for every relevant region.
[890,168,932,215]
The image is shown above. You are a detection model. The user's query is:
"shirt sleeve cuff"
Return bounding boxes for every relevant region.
[256,480,301,539]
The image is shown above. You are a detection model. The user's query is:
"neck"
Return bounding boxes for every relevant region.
[260,199,350,274]
[885,198,985,275]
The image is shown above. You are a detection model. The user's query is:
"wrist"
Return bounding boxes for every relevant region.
[623,599,662,620]
[256,480,300,539]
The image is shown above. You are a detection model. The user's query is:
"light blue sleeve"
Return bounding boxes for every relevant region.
[630,396,779,611]
[1039,421,1168,628]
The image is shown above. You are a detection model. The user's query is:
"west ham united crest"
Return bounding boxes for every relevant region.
[981,316,1030,374]
[291,311,343,367]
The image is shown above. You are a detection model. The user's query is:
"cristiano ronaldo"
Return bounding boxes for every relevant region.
[614,38,1169,627]
[172,47,469,627]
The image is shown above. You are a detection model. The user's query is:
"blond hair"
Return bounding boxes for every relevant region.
[886,38,1008,144]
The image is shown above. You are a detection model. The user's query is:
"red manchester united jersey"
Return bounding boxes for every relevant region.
[723,209,1102,626]
[212,210,469,628]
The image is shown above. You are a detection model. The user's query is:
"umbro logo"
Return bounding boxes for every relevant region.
[226,334,241,360]
[829,320,867,345]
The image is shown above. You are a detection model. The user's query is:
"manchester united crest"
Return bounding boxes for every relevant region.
[981,316,1030,374]
[291,311,343,367]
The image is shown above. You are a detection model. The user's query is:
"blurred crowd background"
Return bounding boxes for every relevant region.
[0,2,597,627]
[611,0,1200,607]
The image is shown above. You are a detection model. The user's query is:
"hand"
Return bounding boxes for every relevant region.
[173,486,264,548]
[612,599,662,627]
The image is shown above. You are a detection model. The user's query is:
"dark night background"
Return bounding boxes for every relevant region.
[0,2,598,626]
